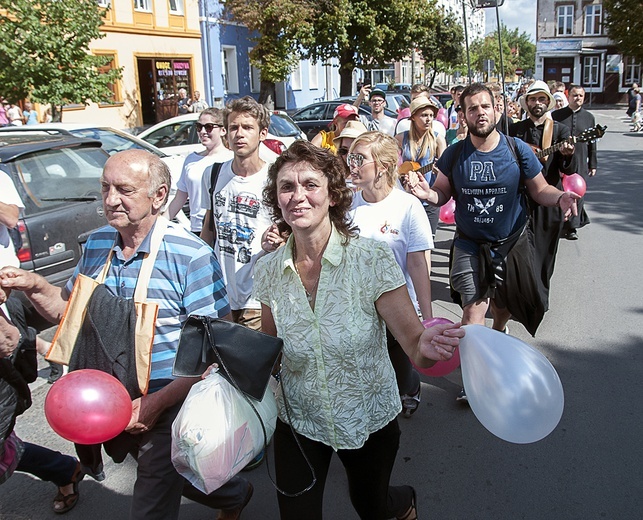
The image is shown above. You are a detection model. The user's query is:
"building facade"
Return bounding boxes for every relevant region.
[535,0,639,103]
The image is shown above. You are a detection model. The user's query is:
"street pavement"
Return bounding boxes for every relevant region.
[2,107,642,519]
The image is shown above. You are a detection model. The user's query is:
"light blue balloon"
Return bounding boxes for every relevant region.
[460,325,564,444]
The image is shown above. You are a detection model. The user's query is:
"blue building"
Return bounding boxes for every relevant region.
[199,0,342,110]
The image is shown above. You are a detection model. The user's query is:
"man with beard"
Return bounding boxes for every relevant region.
[509,80,577,312]
[403,83,578,399]
[552,84,596,240]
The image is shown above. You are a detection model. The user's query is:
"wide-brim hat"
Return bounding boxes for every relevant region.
[333,120,368,147]
[520,80,556,112]
[409,97,439,117]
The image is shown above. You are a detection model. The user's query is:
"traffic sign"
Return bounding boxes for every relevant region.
[516,68,524,76]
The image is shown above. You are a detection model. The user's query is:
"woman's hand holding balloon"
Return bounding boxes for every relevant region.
[417,322,464,366]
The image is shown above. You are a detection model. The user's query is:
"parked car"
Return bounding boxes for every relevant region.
[290,100,398,140]
[336,94,410,114]
[0,130,109,288]
[137,111,306,158]
[17,123,185,196]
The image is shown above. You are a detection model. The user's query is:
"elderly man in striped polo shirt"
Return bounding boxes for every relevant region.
[0,150,253,520]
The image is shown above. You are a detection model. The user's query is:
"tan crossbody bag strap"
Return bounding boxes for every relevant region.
[541,117,554,163]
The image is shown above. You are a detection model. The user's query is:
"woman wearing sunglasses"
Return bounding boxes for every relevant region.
[166,108,233,235]
[254,140,463,520]
[347,132,434,418]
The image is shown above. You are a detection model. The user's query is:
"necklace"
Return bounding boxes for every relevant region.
[293,260,320,304]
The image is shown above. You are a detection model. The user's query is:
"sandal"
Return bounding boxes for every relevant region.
[397,486,418,520]
[53,461,83,514]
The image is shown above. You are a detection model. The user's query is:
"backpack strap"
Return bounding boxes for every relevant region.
[208,162,224,240]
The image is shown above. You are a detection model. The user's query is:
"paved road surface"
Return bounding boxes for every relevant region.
[2,107,641,519]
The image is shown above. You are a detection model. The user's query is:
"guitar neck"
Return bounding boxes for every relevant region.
[536,136,575,159]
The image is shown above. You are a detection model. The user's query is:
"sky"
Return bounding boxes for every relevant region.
[484,0,537,42]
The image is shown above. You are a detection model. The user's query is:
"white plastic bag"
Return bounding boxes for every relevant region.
[171,371,278,494]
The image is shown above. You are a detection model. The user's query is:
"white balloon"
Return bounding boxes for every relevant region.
[460,325,564,444]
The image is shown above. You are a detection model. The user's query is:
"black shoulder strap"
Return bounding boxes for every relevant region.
[504,134,519,164]
[448,138,467,197]
[208,162,224,240]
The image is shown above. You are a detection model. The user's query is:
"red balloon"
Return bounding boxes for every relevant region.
[436,108,448,129]
[414,317,461,377]
[562,173,586,197]
[439,198,456,225]
[45,369,132,445]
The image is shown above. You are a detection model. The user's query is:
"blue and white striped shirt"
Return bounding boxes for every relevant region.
[64,221,230,381]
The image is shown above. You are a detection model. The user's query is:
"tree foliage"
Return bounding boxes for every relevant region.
[470,24,535,79]
[303,0,441,95]
[223,0,314,105]
[415,12,465,88]
[603,0,643,64]
[0,0,121,120]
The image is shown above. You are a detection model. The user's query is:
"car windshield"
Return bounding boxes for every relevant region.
[13,146,107,205]
[269,114,301,137]
[69,128,164,157]
[142,121,196,149]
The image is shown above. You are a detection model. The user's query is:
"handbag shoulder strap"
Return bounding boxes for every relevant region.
[134,217,169,302]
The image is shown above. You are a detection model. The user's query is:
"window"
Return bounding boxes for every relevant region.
[583,56,600,86]
[134,0,151,11]
[169,0,183,14]
[623,57,641,86]
[309,61,319,90]
[557,5,574,36]
[96,54,120,104]
[584,4,602,35]
[291,62,302,91]
[221,46,239,94]
[249,47,261,93]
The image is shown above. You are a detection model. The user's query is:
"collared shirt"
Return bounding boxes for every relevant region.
[254,228,406,450]
[64,221,230,381]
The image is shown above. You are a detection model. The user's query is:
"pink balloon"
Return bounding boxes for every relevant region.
[436,108,448,129]
[562,173,586,197]
[439,198,456,225]
[45,369,132,445]
[414,317,461,377]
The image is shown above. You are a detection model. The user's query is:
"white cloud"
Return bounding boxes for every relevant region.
[483,0,537,41]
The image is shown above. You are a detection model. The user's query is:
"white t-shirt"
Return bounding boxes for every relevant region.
[0,171,25,268]
[201,160,272,310]
[177,148,233,232]
[349,187,433,308]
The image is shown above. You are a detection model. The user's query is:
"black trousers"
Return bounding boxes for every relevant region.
[274,418,413,520]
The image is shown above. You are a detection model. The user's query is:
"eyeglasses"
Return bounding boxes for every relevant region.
[370,98,385,104]
[346,153,375,169]
[196,122,223,132]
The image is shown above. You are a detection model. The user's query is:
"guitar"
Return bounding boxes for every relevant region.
[529,124,606,161]
[398,160,434,177]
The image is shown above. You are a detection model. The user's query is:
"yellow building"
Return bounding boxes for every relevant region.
[62,0,204,129]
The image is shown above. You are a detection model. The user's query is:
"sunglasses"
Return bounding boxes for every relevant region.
[196,122,223,132]
[346,153,375,169]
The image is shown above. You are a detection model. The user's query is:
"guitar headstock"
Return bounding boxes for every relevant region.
[578,124,607,143]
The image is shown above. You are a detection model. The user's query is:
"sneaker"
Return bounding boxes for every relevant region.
[47,361,64,384]
[563,230,578,241]
[401,385,421,418]
[456,387,468,402]
[80,463,105,482]
[242,449,264,471]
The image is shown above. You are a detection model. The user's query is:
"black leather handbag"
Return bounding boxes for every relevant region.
[173,315,283,400]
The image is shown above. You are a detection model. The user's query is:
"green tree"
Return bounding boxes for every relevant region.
[223,0,313,106]
[415,12,465,88]
[603,0,643,64]
[304,0,441,96]
[470,24,535,80]
[0,0,121,121]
